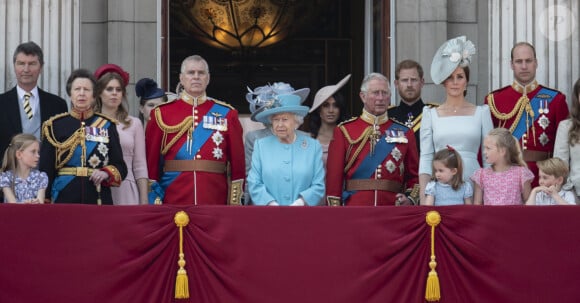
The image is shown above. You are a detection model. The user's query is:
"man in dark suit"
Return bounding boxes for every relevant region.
[0,41,68,159]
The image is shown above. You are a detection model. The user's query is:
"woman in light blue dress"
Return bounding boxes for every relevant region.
[248,93,325,206]
[419,36,493,202]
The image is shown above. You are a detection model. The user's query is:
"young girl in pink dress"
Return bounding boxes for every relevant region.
[471,128,534,205]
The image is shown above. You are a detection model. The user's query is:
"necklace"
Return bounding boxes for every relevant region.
[443,104,461,113]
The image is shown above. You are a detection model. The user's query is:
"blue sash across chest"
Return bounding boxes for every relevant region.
[51,116,110,201]
[342,122,405,200]
[512,87,557,140]
[157,103,230,199]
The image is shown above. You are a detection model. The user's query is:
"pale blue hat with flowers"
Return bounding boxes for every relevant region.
[246,82,309,122]
[430,36,476,85]
[254,94,310,124]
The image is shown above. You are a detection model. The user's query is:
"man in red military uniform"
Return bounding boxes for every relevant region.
[326,73,419,206]
[485,42,568,186]
[146,55,245,205]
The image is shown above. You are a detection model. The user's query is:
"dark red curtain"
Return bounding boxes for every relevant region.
[0,204,578,303]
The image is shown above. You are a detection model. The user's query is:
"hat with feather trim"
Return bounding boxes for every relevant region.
[246,82,309,122]
[253,94,310,124]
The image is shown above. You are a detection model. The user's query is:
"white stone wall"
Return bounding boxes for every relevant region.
[81,0,161,116]
[394,0,487,105]
[393,0,578,106]
[489,0,579,100]
[3,1,577,112]
[0,0,80,99]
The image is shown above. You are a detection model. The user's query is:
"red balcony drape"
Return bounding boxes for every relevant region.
[0,204,578,303]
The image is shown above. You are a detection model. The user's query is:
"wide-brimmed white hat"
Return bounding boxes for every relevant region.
[254,94,310,124]
[309,74,351,113]
[246,82,310,122]
[430,36,476,85]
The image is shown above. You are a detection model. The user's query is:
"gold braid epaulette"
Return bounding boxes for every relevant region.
[337,116,357,127]
[487,93,531,133]
[339,123,373,173]
[153,107,193,155]
[95,112,119,125]
[42,113,85,170]
[212,99,235,110]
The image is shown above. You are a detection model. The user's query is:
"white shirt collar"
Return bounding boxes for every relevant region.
[16,85,39,103]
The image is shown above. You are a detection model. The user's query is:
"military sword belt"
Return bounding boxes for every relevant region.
[58,167,96,177]
[522,150,550,162]
[164,159,226,174]
[346,179,402,193]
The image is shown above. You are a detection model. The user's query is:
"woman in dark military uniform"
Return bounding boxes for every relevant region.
[39,69,127,204]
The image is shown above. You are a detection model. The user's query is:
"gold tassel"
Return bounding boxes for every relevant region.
[174,211,190,299]
[425,211,441,302]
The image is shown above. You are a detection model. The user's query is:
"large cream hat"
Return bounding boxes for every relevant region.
[430,36,476,85]
[309,74,351,113]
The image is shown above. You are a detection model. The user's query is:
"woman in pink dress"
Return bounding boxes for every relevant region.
[94,64,148,205]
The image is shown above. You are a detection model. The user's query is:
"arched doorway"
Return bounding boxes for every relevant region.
[163,0,391,118]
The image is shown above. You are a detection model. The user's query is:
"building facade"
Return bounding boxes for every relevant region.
[1,0,578,116]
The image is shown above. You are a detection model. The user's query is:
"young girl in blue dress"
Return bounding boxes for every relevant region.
[423,145,473,205]
[0,134,48,203]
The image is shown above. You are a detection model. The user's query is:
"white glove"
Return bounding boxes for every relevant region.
[290,198,306,206]
[268,201,280,206]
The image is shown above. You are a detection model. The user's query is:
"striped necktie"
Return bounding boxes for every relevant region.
[23,92,33,119]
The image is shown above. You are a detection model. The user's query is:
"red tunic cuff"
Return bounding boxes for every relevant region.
[101,165,123,187]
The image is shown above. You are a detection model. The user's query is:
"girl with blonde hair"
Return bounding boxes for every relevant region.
[0,134,48,203]
[471,128,534,205]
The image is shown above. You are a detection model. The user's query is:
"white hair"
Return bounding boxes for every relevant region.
[269,112,304,127]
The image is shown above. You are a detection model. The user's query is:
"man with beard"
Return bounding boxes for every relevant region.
[388,60,437,152]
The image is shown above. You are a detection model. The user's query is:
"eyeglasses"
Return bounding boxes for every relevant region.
[364,90,391,98]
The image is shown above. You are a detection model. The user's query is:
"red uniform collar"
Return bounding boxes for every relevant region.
[180,91,207,106]
[70,108,94,120]
[360,109,389,125]
[512,80,538,95]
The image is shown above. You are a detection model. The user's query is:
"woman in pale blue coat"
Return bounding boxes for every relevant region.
[248,94,325,206]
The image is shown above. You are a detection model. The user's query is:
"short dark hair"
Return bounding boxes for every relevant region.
[13,41,44,65]
[395,60,424,80]
[66,69,97,97]
[510,42,537,61]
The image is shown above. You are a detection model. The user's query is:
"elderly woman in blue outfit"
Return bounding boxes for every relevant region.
[247,94,325,206]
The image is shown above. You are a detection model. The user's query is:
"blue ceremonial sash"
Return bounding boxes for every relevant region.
[148,181,164,204]
[158,103,230,200]
[52,117,110,201]
[342,123,405,201]
[512,88,557,140]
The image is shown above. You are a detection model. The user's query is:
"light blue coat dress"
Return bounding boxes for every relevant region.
[248,133,325,206]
